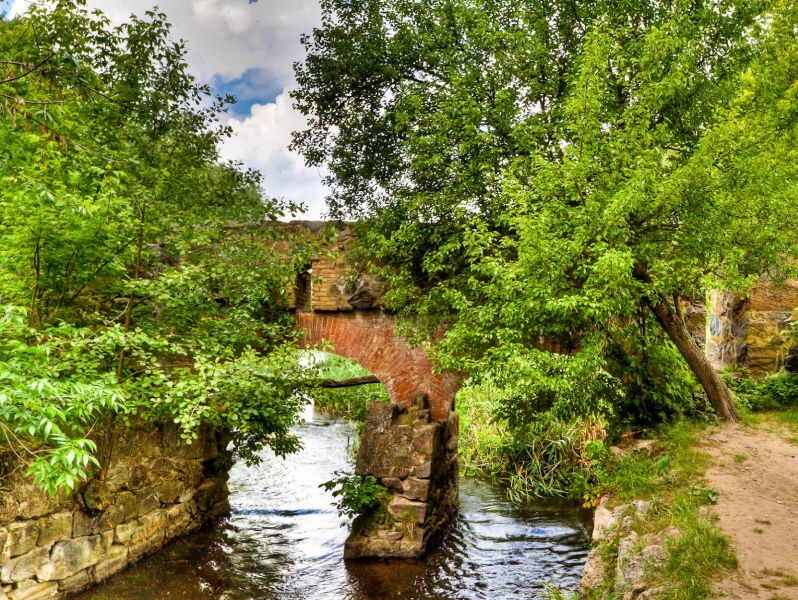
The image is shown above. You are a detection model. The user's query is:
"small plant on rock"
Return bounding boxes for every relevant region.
[320,471,389,519]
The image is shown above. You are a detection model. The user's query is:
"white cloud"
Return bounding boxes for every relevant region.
[9,0,330,218]
[11,0,322,81]
[221,90,328,219]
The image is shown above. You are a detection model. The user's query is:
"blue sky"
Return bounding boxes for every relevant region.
[5,0,328,218]
[212,68,284,117]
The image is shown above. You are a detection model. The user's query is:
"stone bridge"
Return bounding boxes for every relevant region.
[281,222,461,558]
[279,221,798,559]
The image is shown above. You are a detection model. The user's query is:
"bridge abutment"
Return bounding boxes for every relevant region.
[344,397,458,559]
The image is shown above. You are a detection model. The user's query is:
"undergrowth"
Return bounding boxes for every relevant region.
[308,353,389,421]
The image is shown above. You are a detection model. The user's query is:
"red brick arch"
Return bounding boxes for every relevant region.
[296,312,459,420]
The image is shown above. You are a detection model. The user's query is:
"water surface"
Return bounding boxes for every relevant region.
[78,408,590,599]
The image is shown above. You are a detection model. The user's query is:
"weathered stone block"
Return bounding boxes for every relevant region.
[99,505,125,531]
[7,523,39,558]
[72,512,103,537]
[36,513,72,549]
[411,424,437,455]
[115,491,139,522]
[1,546,50,583]
[153,480,183,505]
[91,544,128,583]
[380,477,403,492]
[388,497,427,525]
[0,529,8,567]
[165,504,192,538]
[37,535,103,581]
[12,485,52,521]
[415,461,432,479]
[58,568,92,594]
[7,580,57,600]
[128,529,165,561]
[81,481,112,512]
[101,530,114,550]
[114,520,138,545]
[131,510,167,546]
[401,478,431,502]
[133,490,160,516]
[0,495,19,524]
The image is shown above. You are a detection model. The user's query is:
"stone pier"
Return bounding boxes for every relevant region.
[344,396,459,559]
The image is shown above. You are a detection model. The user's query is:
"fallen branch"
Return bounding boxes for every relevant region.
[315,375,381,388]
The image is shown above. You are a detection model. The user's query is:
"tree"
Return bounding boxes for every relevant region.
[1,2,312,492]
[294,0,798,422]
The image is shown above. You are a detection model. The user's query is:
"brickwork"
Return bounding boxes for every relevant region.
[296,312,460,420]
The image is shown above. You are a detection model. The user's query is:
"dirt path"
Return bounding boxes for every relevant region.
[704,423,798,599]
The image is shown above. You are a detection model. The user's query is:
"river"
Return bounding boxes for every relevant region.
[78,405,591,599]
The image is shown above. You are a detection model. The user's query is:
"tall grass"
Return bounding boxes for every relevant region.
[457,381,609,502]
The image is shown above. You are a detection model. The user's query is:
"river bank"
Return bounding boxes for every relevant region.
[578,414,798,600]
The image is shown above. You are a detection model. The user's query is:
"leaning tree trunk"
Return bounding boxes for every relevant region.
[649,298,740,422]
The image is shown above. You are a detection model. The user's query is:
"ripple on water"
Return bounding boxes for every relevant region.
[76,410,590,600]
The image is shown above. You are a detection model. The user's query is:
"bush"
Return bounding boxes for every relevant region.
[728,372,798,412]
[458,380,610,503]
[319,471,389,519]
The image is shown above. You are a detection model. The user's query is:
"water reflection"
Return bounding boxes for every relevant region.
[78,408,590,599]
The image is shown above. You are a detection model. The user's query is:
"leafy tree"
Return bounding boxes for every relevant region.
[293,0,798,422]
[1,2,311,491]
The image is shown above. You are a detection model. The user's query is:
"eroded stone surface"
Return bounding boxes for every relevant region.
[344,401,458,560]
[0,421,231,599]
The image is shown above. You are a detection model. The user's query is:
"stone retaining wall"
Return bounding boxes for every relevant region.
[0,421,230,599]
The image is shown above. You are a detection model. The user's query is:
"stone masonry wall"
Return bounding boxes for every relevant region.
[708,278,798,376]
[0,421,229,599]
[344,397,458,559]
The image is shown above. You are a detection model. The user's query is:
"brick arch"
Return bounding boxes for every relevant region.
[296,312,459,420]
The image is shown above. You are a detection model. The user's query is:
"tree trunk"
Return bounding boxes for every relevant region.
[649,298,740,422]
[316,375,381,388]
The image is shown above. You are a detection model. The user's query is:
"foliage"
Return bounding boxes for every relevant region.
[0,306,122,493]
[319,470,389,519]
[0,2,310,492]
[294,0,798,421]
[728,373,798,412]
[457,379,610,501]
[307,352,389,422]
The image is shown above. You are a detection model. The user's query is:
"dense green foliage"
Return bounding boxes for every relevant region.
[319,471,390,519]
[309,353,389,421]
[728,372,798,412]
[458,380,610,501]
[0,2,310,492]
[294,0,798,423]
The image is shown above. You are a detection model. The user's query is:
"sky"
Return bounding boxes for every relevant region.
[2,0,330,219]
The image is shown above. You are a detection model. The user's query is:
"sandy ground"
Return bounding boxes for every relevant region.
[704,423,798,599]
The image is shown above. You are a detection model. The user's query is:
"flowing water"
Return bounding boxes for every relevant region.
[78,406,591,599]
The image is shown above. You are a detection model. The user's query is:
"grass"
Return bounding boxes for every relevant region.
[457,380,608,502]
[584,421,738,599]
[307,352,389,421]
